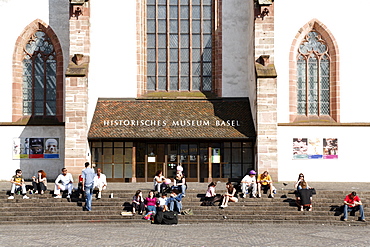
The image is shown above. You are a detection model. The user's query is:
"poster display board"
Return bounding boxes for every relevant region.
[13,138,60,159]
[293,138,338,159]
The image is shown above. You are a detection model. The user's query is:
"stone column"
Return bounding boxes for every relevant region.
[64,0,90,179]
[254,1,278,181]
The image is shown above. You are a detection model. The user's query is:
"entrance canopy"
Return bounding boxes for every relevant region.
[88,98,256,140]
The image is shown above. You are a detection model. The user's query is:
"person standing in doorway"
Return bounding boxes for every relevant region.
[82,162,95,211]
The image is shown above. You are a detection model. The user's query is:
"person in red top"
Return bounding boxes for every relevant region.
[343,191,365,222]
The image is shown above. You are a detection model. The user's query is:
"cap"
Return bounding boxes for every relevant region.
[249,170,256,175]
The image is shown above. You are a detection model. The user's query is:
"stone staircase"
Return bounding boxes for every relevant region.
[0,189,368,225]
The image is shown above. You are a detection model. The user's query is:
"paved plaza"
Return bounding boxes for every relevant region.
[0,222,369,246]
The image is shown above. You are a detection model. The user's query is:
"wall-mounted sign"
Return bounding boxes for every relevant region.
[148,156,156,163]
[103,119,241,127]
[212,148,220,163]
[13,137,60,159]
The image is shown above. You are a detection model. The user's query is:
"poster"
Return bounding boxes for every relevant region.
[13,137,59,159]
[323,138,338,159]
[307,138,323,159]
[293,138,338,159]
[293,138,308,159]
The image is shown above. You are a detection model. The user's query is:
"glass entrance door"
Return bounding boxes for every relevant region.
[146,143,165,182]
[179,143,198,182]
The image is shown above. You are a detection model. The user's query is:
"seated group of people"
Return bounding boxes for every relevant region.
[241,170,276,198]
[132,189,184,215]
[7,167,108,200]
[153,168,187,196]
[202,170,275,208]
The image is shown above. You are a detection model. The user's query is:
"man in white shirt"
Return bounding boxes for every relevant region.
[54,168,74,199]
[94,168,107,199]
[241,170,257,198]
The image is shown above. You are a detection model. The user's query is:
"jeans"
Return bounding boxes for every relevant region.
[242,183,256,196]
[32,181,46,192]
[84,185,93,211]
[54,183,73,195]
[146,205,156,213]
[343,204,365,220]
[171,185,186,194]
[167,199,182,213]
[10,184,27,195]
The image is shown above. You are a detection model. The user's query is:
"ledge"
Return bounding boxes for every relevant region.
[278,122,370,127]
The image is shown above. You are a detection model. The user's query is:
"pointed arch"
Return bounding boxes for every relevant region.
[289,19,339,123]
[12,19,64,122]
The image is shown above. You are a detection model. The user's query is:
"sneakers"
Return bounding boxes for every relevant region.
[23,195,29,199]
[342,218,347,221]
[54,195,62,198]
[97,192,102,199]
[361,219,366,222]
[66,194,71,199]
[242,194,246,198]
[8,196,14,199]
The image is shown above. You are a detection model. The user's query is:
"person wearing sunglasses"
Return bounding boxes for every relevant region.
[295,173,311,190]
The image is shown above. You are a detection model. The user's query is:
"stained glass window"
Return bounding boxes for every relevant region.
[23,31,56,116]
[297,31,330,115]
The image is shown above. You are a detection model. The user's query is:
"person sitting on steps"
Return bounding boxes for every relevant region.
[257,171,275,198]
[296,181,313,211]
[342,191,366,222]
[94,168,107,199]
[241,170,257,198]
[220,182,238,208]
[54,168,74,199]
[8,169,29,199]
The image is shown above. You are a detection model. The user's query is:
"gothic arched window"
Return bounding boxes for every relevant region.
[297,30,330,116]
[23,30,56,116]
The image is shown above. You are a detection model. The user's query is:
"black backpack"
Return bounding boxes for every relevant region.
[162,211,178,225]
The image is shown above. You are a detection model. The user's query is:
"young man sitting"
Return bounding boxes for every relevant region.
[8,169,29,199]
[166,189,183,214]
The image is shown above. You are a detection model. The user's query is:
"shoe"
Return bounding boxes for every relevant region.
[34,191,38,194]
[242,194,246,198]
[220,205,224,208]
[252,194,256,198]
[66,194,71,199]
[40,191,44,195]
[257,194,261,198]
[54,195,62,198]
[361,219,366,222]
[270,194,274,198]
[23,195,29,199]
[98,192,101,199]
[343,218,347,221]
[223,205,228,207]
[8,196,14,199]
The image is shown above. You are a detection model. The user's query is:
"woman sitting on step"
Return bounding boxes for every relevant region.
[220,182,238,208]
[132,190,145,215]
[145,190,157,214]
